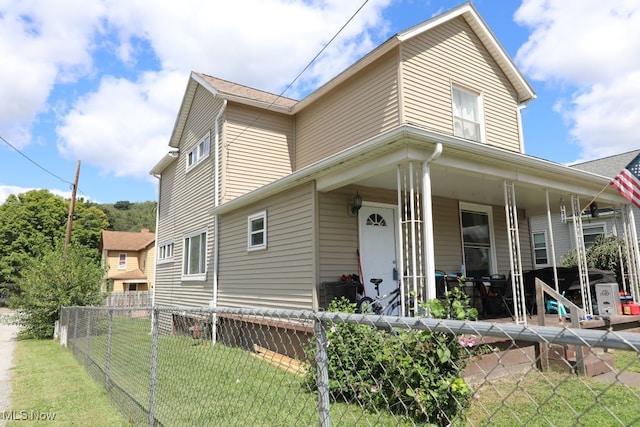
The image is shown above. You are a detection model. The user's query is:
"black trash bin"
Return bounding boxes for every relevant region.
[318,281,359,310]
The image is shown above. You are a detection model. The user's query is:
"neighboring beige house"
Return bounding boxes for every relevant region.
[150,3,637,323]
[100,229,156,292]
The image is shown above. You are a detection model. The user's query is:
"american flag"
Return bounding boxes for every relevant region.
[610,152,640,209]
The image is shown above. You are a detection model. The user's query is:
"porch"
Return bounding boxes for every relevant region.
[314,127,640,325]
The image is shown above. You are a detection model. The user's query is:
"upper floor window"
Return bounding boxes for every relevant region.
[248,211,267,251]
[583,224,605,248]
[183,230,207,280]
[118,253,127,270]
[186,132,210,171]
[452,86,484,143]
[532,231,548,266]
[158,241,174,263]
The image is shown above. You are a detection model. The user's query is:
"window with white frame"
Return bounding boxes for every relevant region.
[582,224,605,248]
[532,231,549,266]
[183,230,207,278]
[459,202,496,278]
[248,211,267,251]
[186,132,210,170]
[452,85,484,143]
[158,241,174,263]
[118,253,127,270]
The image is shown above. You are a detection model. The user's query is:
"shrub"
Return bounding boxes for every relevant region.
[561,235,627,283]
[305,292,478,425]
[9,244,105,339]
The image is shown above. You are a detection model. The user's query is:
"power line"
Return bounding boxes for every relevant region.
[0,134,78,191]
[225,0,371,149]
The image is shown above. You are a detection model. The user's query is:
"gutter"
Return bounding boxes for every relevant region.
[209,123,619,216]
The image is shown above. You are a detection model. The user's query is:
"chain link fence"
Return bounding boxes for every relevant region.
[58,306,640,426]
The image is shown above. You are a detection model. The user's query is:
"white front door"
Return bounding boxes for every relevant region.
[358,205,398,300]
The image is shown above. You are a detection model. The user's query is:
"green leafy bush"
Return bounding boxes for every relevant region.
[561,235,628,283]
[306,292,478,424]
[9,244,105,339]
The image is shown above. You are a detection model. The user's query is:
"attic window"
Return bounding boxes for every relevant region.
[186,132,210,171]
[118,253,127,270]
[452,86,485,143]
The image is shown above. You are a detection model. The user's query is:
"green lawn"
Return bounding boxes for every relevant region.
[10,315,640,426]
[7,339,129,426]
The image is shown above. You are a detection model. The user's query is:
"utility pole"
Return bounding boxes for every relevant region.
[64,160,81,252]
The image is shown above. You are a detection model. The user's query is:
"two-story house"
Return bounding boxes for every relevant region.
[100,229,156,293]
[150,3,636,323]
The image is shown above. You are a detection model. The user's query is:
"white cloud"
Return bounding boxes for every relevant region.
[0,185,73,205]
[514,0,640,161]
[57,70,185,179]
[1,0,392,181]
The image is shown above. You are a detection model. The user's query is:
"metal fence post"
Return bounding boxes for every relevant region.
[148,307,159,427]
[72,309,78,352]
[105,308,113,389]
[314,318,331,427]
[85,308,91,367]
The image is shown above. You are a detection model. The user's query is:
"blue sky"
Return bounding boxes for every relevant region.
[1,0,639,204]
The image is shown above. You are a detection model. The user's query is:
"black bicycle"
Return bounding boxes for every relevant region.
[356,278,402,315]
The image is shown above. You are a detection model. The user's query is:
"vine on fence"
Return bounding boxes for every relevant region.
[305,291,481,425]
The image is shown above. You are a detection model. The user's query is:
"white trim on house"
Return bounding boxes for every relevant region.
[247,210,268,251]
[182,229,208,281]
[459,201,498,277]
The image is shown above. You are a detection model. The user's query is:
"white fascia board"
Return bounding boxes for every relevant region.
[149,151,179,176]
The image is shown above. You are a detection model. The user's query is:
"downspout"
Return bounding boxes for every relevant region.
[211,99,227,343]
[517,102,528,154]
[151,176,161,307]
[422,143,443,304]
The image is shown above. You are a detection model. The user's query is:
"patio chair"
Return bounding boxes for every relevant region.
[435,270,448,299]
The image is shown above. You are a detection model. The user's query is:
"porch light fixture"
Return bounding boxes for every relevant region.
[350,193,362,216]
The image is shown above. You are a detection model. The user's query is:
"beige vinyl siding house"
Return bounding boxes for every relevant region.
[401,16,521,152]
[295,49,400,169]
[151,3,635,321]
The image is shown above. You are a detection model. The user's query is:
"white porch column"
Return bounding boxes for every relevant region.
[422,144,442,302]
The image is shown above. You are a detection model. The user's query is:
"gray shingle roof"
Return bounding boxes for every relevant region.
[571,150,640,178]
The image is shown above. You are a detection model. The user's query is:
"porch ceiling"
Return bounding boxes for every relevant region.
[323,135,625,217]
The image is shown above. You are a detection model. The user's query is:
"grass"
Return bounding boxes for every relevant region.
[6,338,129,426]
[9,314,640,426]
[465,369,640,426]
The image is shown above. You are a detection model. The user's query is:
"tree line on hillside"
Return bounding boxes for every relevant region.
[0,189,156,338]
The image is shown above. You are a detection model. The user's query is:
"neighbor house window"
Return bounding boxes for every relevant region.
[127,283,138,292]
[582,224,605,248]
[183,230,207,279]
[158,241,174,263]
[532,231,549,266]
[452,85,484,143]
[186,132,210,170]
[248,211,267,251]
[118,253,127,270]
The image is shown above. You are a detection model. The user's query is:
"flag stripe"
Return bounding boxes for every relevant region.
[610,155,640,209]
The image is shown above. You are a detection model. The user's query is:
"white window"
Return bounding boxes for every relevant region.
[118,253,127,270]
[186,132,210,170]
[158,242,174,263]
[248,211,267,251]
[183,230,207,279]
[583,224,606,248]
[532,231,549,266]
[452,86,484,143]
[459,202,496,278]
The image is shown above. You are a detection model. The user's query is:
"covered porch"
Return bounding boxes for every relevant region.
[315,125,640,324]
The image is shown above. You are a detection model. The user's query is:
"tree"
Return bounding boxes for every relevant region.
[0,190,109,284]
[9,244,105,339]
[561,235,628,284]
[99,200,156,232]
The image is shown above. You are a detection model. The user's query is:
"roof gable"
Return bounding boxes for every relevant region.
[101,230,155,252]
